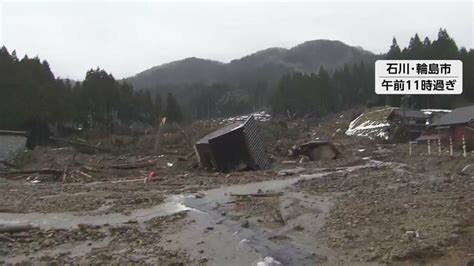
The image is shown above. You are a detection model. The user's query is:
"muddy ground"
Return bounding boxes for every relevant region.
[0,110,473,265]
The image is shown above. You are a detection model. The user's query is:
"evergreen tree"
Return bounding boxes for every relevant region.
[405,33,423,58]
[153,94,163,123]
[432,28,459,59]
[165,92,183,123]
[386,37,401,59]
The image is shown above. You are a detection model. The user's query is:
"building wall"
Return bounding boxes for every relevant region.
[452,124,474,147]
[0,135,26,161]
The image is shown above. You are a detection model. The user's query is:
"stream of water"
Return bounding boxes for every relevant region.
[2,160,391,265]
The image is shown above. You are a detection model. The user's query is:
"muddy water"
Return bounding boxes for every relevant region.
[0,159,387,229]
[0,195,193,229]
[1,160,388,264]
[174,172,334,266]
[1,172,333,265]
[165,159,396,265]
[0,170,337,229]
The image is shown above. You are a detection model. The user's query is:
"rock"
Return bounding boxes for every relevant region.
[466,258,474,266]
[445,233,460,245]
[241,220,250,228]
[402,230,419,241]
[278,167,305,176]
[195,192,206,198]
[294,225,304,231]
[229,214,241,221]
[299,156,310,163]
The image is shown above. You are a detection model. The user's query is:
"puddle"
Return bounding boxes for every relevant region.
[0,195,192,229]
[1,160,390,264]
[163,171,338,265]
[1,160,386,227]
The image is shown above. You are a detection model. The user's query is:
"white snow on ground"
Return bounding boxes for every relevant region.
[256,257,282,266]
[420,109,451,115]
[345,107,393,140]
[221,111,272,123]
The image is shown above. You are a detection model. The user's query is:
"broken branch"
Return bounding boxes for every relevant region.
[51,137,112,153]
[0,160,18,169]
[0,224,37,234]
[0,234,15,242]
[107,161,156,169]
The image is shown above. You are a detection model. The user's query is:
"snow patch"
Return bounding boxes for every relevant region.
[345,107,393,140]
[421,109,451,115]
[221,111,271,124]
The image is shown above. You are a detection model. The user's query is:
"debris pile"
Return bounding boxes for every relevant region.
[289,140,340,161]
[0,107,472,265]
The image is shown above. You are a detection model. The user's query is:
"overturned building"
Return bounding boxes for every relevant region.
[194,116,271,172]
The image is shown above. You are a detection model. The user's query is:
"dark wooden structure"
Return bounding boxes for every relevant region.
[429,105,474,147]
[194,116,271,172]
[387,109,428,140]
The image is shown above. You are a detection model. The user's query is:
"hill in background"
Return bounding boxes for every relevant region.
[125,39,378,90]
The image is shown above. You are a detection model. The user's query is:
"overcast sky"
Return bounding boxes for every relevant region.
[0,0,472,80]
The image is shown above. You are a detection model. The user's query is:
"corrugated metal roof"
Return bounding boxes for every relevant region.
[391,109,427,119]
[431,105,474,126]
[195,121,244,144]
[0,130,26,136]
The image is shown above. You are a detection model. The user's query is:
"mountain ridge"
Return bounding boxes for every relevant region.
[125,39,378,90]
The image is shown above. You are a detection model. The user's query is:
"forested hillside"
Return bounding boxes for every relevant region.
[0,29,472,132]
[271,29,473,117]
[126,39,376,89]
[0,52,170,131]
[124,39,378,119]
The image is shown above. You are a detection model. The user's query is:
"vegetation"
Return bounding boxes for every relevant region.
[271,63,374,117]
[271,29,473,117]
[0,29,471,134]
[0,53,174,132]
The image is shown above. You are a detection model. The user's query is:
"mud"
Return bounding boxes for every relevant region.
[1,109,473,265]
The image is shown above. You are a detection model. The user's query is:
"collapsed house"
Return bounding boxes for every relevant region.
[194,116,271,172]
[346,106,453,141]
[420,105,474,146]
[387,109,428,140]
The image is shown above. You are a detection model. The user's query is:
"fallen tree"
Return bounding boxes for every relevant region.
[0,160,18,169]
[0,224,37,234]
[51,137,112,153]
[107,161,156,169]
